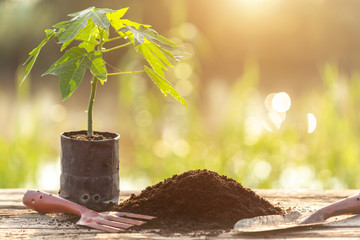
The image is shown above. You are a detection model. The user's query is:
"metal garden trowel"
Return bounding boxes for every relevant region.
[234,193,360,233]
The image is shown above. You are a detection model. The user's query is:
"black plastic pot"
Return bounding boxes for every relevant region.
[59,130,120,211]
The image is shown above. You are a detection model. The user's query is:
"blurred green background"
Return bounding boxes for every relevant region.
[1,0,360,190]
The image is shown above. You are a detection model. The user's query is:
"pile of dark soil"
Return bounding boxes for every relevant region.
[109,169,284,234]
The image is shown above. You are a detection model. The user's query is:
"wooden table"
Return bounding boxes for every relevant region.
[1,189,360,239]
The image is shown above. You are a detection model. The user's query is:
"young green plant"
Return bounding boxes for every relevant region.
[22,6,187,137]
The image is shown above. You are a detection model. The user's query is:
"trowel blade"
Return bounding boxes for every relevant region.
[233,211,325,233]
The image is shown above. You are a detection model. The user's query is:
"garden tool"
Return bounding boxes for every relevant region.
[234,193,360,233]
[23,190,155,233]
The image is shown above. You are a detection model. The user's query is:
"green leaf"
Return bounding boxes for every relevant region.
[118,25,180,51]
[53,20,69,29]
[120,19,151,29]
[138,39,174,77]
[55,7,116,43]
[60,38,74,52]
[67,6,95,17]
[42,47,107,100]
[88,8,117,29]
[77,19,100,52]
[107,8,151,34]
[21,29,57,85]
[119,25,183,78]
[106,7,129,31]
[144,65,187,107]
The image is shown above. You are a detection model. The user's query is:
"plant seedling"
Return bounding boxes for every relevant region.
[22,6,187,137]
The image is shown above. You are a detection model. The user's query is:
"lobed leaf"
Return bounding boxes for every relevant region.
[88,8,116,29]
[144,65,187,107]
[68,6,95,17]
[118,25,180,51]
[60,38,74,52]
[106,7,151,34]
[42,47,107,100]
[137,39,174,77]
[21,29,57,85]
[118,25,182,78]
[77,19,100,52]
[55,7,116,43]
[106,7,129,31]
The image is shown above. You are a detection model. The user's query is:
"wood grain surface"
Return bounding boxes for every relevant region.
[1,189,360,239]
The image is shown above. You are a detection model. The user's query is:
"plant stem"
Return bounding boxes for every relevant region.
[103,33,131,42]
[107,69,145,76]
[74,38,97,45]
[102,42,132,53]
[87,76,98,137]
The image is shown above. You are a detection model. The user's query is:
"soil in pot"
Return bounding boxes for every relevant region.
[68,133,114,141]
[109,169,284,234]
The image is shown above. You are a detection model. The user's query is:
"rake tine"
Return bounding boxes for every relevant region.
[105,215,146,226]
[115,212,156,220]
[98,219,132,230]
[84,222,124,233]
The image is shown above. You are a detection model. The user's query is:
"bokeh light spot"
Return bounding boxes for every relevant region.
[307,113,317,133]
[179,22,198,41]
[175,79,193,96]
[152,140,171,158]
[264,93,276,112]
[172,139,190,158]
[272,92,291,112]
[175,62,193,79]
[253,160,272,180]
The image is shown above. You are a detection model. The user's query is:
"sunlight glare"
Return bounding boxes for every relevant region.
[236,0,264,3]
[172,139,190,158]
[272,92,291,112]
[307,113,317,133]
[175,63,193,79]
[175,79,194,96]
[268,111,283,129]
[38,159,60,189]
[278,166,323,189]
[245,116,263,136]
[264,93,276,112]
[244,117,263,145]
[253,160,272,180]
[179,22,198,41]
[152,140,171,158]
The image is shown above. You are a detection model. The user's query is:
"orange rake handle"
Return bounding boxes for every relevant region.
[23,190,93,216]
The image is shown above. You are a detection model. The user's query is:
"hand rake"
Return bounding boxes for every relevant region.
[23,190,155,233]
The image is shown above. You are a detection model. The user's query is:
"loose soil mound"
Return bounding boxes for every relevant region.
[110,169,284,233]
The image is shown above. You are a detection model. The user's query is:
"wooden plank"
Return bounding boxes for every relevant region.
[220,227,360,239]
[0,229,162,240]
[1,189,360,239]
